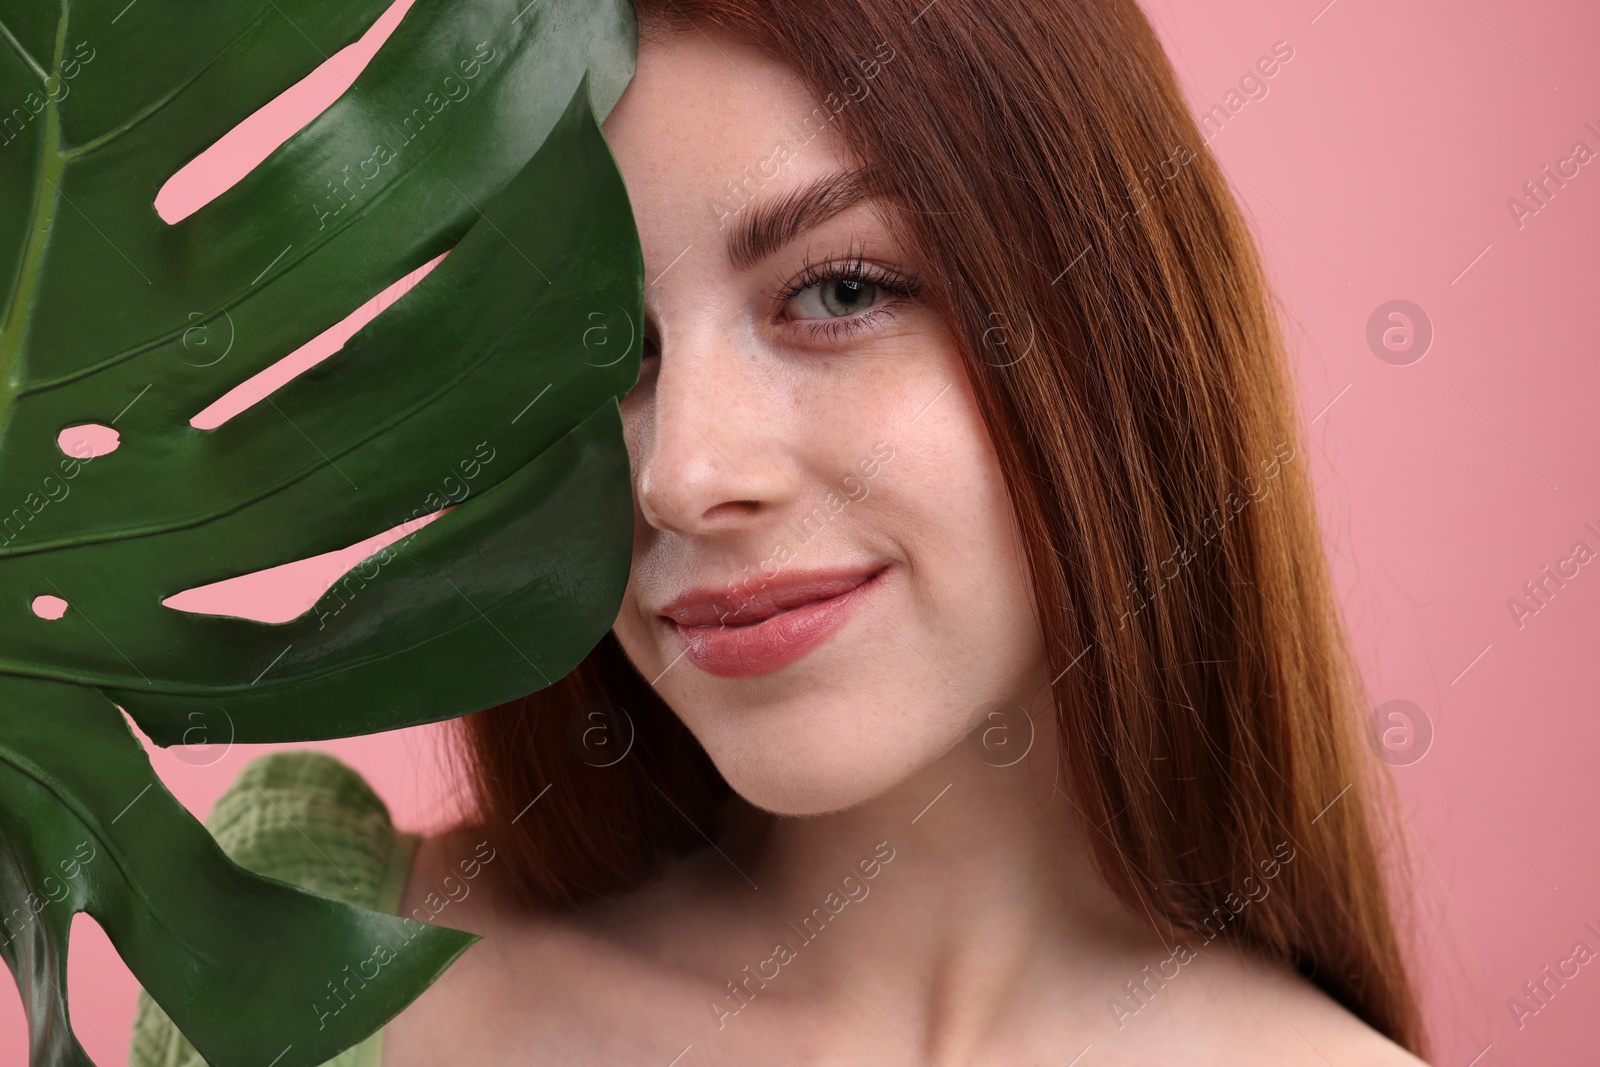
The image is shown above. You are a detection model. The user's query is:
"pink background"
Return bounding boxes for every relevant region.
[5,0,1597,1063]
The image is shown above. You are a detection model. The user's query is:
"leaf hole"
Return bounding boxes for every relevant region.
[0,970,20,1066]
[190,252,445,430]
[154,0,417,224]
[161,510,446,624]
[58,424,119,458]
[32,595,70,620]
[67,912,138,1065]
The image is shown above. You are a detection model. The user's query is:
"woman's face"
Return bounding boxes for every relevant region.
[603,27,1048,816]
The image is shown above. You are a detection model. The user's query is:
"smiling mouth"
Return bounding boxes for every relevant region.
[660,564,889,629]
[699,588,862,629]
[660,564,890,678]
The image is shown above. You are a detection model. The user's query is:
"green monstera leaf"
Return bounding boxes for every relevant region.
[0,0,644,1063]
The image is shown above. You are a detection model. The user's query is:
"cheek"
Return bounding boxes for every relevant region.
[895,379,1040,659]
[606,497,667,680]
[609,568,660,691]
[896,372,1009,544]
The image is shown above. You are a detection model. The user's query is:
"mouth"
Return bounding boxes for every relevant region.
[660,563,889,627]
[659,564,889,679]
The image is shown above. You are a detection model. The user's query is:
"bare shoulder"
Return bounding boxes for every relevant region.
[1118,936,1431,1066]
[394,824,522,937]
[385,827,574,1065]
[384,827,709,1067]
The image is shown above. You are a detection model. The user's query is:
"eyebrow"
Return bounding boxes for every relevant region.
[726,166,884,272]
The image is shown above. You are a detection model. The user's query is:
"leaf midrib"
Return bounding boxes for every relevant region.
[0,2,69,440]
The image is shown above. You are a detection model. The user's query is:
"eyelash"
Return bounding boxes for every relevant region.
[767,246,925,344]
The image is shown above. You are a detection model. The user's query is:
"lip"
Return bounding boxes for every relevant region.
[660,563,888,678]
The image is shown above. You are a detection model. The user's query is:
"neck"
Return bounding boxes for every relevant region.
[710,675,1152,1056]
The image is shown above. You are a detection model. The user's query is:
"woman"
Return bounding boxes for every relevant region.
[133,0,1430,1062]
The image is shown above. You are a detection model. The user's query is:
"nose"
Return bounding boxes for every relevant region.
[627,323,797,536]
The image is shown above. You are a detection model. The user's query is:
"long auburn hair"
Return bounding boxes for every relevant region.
[456,0,1426,1053]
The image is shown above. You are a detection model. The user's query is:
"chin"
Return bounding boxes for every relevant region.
[719,760,905,818]
[690,708,937,817]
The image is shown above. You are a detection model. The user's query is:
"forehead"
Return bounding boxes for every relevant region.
[599,27,861,249]
[604,27,816,151]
